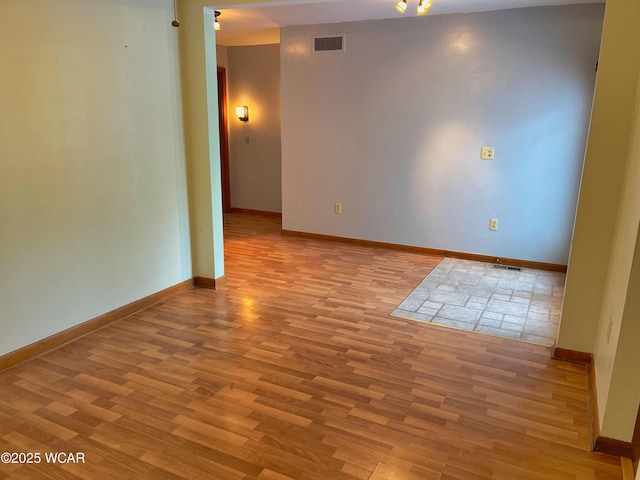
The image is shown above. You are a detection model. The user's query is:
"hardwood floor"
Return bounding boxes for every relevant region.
[0,213,622,479]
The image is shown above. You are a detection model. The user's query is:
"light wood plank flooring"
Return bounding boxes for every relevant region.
[0,213,621,479]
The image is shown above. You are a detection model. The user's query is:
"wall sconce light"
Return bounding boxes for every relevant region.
[213,10,221,31]
[236,106,249,122]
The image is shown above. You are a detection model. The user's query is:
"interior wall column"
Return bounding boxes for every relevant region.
[557,0,640,353]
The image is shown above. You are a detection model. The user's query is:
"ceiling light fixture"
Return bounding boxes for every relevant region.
[213,10,221,31]
[417,0,433,15]
[395,0,433,15]
[395,0,408,13]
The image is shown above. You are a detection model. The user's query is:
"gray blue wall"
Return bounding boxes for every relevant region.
[281,5,604,265]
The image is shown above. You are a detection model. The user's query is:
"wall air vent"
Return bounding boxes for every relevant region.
[313,35,346,53]
[493,264,523,272]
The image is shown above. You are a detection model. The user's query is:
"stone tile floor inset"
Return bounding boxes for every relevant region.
[391,258,565,347]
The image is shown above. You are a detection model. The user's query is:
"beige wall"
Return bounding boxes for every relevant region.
[228,44,282,213]
[177,0,273,278]
[178,1,214,279]
[594,72,640,441]
[558,0,640,353]
[600,228,640,441]
[0,0,191,356]
[557,0,640,441]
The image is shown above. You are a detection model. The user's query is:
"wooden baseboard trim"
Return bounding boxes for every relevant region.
[595,437,634,458]
[193,276,225,289]
[194,276,215,289]
[230,208,282,218]
[281,229,567,273]
[553,347,593,365]
[0,279,194,372]
[558,349,636,459]
[633,403,640,465]
[588,358,600,451]
[193,275,226,290]
[553,348,599,450]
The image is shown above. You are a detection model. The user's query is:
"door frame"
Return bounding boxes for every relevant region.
[217,66,231,214]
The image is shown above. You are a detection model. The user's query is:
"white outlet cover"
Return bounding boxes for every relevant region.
[481,147,495,160]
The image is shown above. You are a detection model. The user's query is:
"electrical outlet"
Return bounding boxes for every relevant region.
[244,137,250,144]
[489,218,499,231]
[334,203,342,214]
[480,147,495,160]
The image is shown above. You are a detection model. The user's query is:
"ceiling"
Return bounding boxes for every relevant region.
[212,0,602,46]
